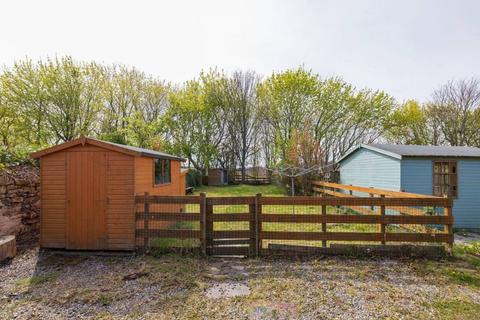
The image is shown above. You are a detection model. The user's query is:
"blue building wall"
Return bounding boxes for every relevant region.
[339,148,401,195]
[340,148,480,230]
[400,158,480,230]
[400,159,432,195]
[455,160,480,230]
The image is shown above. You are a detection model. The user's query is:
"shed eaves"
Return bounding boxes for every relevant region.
[338,143,480,162]
[99,140,186,161]
[30,136,186,161]
[368,144,480,158]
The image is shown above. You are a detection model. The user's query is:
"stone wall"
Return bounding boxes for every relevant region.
[0,165,40,244]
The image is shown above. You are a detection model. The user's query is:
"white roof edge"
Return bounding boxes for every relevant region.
[338,144,402,163]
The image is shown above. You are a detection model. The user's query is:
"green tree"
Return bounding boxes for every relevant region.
[0,60,50,148]
[40,57,105,142]
[384,100,432,144]
[165,70,226,173]
[257,67,318,164]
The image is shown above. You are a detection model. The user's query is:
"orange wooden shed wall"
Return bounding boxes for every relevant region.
[38,142,185,251]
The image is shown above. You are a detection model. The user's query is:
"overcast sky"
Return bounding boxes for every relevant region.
[1,0,479,102]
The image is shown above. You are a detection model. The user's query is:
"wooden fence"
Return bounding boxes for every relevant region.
[231,173,271,185]
[312,181,449,233]
[135,191,453,256]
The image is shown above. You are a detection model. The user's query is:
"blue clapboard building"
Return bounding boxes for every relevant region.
[338,144,480,231]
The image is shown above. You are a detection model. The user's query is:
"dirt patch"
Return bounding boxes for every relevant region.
[205,282,251,298]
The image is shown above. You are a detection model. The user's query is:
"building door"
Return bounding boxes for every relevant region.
[66,151,107,249]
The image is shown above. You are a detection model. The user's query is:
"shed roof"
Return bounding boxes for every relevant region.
[30,137,186,161]
[339,143,480,162]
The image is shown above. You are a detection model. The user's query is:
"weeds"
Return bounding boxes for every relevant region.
[430,299,480,319]
[446,270,480,288]
[15,273,56,287]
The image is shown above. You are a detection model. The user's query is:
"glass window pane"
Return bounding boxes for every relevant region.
[165,160,171,183]
[442,163,449,173]
[443,186,449,195]
[154,159,161,185]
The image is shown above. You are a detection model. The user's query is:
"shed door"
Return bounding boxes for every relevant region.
[66,151,107,250]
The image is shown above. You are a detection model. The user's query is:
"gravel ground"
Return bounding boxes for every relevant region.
[1,247,480,319]
[455,231,480,245]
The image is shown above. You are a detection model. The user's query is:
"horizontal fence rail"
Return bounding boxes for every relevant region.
[311,181,449,235]
[312,181,441,198]
[135,191,454,256]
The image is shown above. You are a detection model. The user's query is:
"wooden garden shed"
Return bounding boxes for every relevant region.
[339,144,480,231]
[31,137,186,251]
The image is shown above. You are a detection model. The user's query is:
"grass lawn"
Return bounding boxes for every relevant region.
[191,184,398,236]
[194,183,286,196]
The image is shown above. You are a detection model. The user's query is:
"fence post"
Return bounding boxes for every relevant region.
[143,192,150,251]
[380,194,386,245]
[370,187,375,210]
[256,193,262,257]
[200,193,207,255]
[249,197,256,256]
[322,204,327,248]
[205,198,213,255]
[444,197,454,255]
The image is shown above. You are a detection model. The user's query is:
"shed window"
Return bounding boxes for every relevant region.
[154,159,171,185]
[433,161,457,197]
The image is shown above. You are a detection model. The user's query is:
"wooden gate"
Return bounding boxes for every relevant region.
[205,196,259,256]
[66,151,107,250]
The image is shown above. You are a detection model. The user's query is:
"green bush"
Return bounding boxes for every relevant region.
[0,146,36,169]
[187,169,202,187]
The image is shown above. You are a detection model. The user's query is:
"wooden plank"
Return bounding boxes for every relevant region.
[137,195,450,207]
[206,203,214,251]
[249,200,256,256]
[312,181,440,198]
[212,231,251,238]
[260,213,451,224]
[260,196,450,207]
[260,231,452,243]
[136,229,201,239]
[256,193,262,255]
[107,234,135,240]
[313,188,377,214]
[207,197,255,205]
[322,205,327,247]
[200,193,206,255]
[265,243,447,257]
[385,233,453,243]
[213,239,251,245]
[317,188,444,216]
[135,212,200,221]
[315,187,437,233]
[381,198,386,245]
[260,231,382,241]
[212,213,252,222]
[444,205,454,246]
[135,195,201,204]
